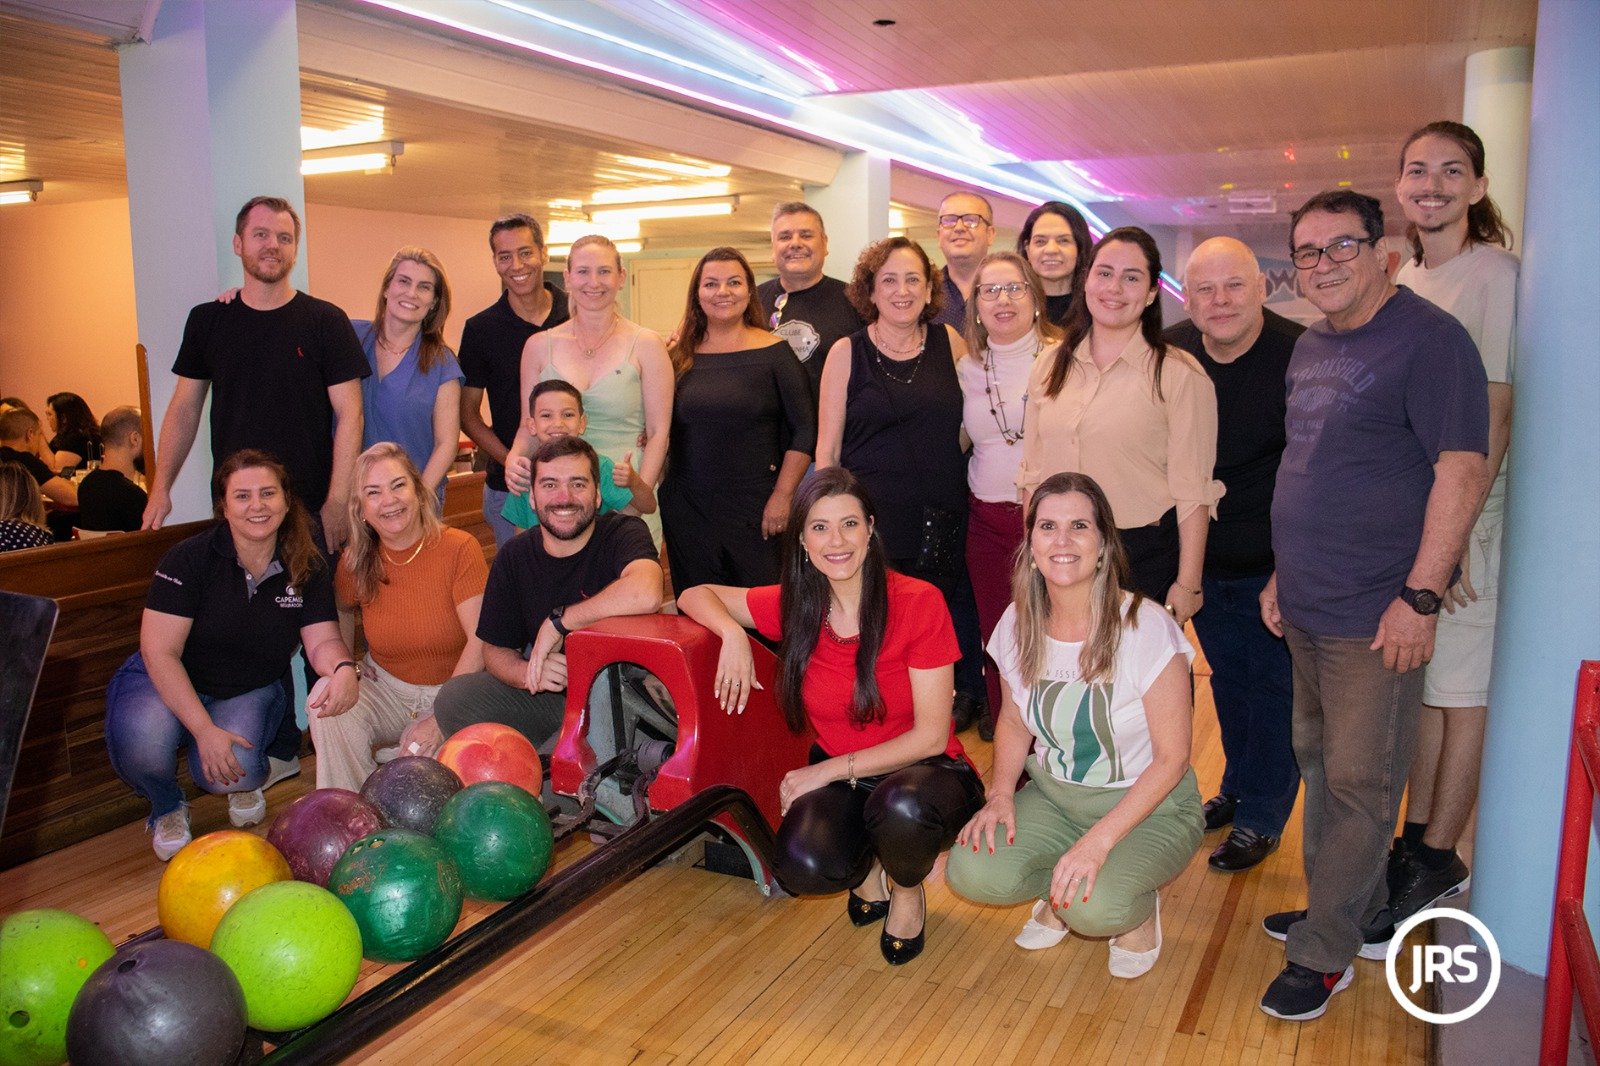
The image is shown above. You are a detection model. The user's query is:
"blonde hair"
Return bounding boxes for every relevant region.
[1011,472,1142,686]
[962,251,1063,357]
[567,234,623,271]
[0,462,46,530]
[342,442,445,605]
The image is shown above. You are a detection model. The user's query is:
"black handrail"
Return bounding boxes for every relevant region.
[263,785,777,1065]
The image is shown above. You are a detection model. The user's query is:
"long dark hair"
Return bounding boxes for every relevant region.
[776,468,891,733]
[669,247,765,378]
[1399,120,1512,264]
[1017,200,1093,296]
[1042,227,1168,401]
[211,449,323,592]
[46,392,100,452]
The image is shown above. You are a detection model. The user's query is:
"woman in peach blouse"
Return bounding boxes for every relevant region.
[1017,227,1221,624]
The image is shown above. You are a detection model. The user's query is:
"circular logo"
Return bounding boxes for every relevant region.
[1384,907,1502,1024]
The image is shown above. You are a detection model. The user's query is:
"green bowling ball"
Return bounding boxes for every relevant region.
[209,880,362,1033]
[433,782,555,901]
[328,829,463,963]
[0,909,114,1066]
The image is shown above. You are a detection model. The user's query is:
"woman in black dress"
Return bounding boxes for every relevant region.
[816,237,972,642]
[662,247,815,593]
[45,391,101,472]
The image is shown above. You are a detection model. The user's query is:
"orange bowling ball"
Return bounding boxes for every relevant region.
[436,723,543,797]
[157,831,292,948]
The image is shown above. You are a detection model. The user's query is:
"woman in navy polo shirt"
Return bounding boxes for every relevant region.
[105,449,359,860]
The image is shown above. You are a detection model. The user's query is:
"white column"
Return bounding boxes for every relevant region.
[118,0,306,522]
[804,151,891,271]
[1473,3,1600,974]
[1463,45,1532,247]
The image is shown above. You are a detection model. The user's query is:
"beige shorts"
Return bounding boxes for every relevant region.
[1423,506,1503,708]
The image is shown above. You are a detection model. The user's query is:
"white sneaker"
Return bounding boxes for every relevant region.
[1015,898,1070,950]
[152,807,191,861]
[1108,894,1162,979]
[228,788,266,828]
[264,755,301,789]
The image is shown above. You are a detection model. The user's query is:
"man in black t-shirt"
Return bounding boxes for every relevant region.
[143,196,369,551]
[458,214,571,547]
[0,408,77,511]
[756,202,864,398]
[78,405,148,533]
[1165,237,1304,875]
[429,437,663,751]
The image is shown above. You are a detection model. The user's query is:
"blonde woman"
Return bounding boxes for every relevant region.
[0,462,52,552]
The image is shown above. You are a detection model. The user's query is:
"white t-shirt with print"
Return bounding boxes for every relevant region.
[988,595,1193,789]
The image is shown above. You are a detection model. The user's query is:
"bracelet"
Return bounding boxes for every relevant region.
[332,659,360,678]
[847,753,857,788]
[1173,581,1203,597]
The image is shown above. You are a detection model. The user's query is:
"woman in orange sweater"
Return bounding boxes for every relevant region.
[311,442,488,791]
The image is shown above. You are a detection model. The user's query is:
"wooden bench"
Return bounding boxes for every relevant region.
[0,472,493,869]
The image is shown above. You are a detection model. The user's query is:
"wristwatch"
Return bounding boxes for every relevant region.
[332,659,363,678]
[1400,586,1442,616]
[548,606,570,638]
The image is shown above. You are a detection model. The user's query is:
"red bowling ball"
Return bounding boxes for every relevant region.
[267,788,385,887]
[436,723,542,797]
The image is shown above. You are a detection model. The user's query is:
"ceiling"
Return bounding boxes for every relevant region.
[0,0,1538,252]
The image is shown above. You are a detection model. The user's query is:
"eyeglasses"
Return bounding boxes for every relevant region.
[769,290,789,329]
[1290,236,1378,269]
[938,213,991,230]
[976,282,1029,302]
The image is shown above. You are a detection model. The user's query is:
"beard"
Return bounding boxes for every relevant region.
[538,502,597,541]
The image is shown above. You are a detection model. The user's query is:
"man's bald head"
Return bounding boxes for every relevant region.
[1181,237,1268,358]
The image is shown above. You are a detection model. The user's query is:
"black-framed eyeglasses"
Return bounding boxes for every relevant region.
[1290,236,1378,269]
[938,213,991,230]
[976,282,1028,302]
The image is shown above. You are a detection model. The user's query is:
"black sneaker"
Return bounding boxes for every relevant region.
[1260,962,1354,1021]
[1202,793,1238,832]
[1389,851,1471,924]
[1208,827,1279,872]
[1261,909,1396,961]
[1386,837,1415,897]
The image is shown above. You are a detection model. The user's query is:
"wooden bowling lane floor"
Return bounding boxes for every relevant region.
[0,668,1427,1065]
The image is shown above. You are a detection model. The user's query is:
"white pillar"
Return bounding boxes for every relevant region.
[1463,45,1532,248]
[118,0,306,522]
[804,151,891,272]
[1473,3,1600,974]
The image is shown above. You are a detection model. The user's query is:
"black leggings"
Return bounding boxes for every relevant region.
[773,745,985,895]
[1118,506,1179,603]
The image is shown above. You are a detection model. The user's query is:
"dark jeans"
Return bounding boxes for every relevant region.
[1118,507,1179,602]
[1191,571,1299,835]
[774,746,985,895]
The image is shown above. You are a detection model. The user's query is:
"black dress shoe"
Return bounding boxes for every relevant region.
[848,869,889,927]
[880,884,926,965]
[1202,793,1238,832]
[1209,827,1280,872]
[952,693,986,733]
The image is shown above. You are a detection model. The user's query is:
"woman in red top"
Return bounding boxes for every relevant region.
[679,467,984,965]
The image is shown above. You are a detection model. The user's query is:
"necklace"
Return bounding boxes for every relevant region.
[870,324,926,385]
[983,338,1042,446]
[823,605,860,645]
[575,315,619,358]
[871,322,924,354]
[381,537,426,567]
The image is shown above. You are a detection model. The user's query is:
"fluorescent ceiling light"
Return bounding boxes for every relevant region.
[0,180,42,205]
[547,218,641,244]
[301,141,405,176]
[589,181,730,205]
[548,240,643,258]
[588,197,737,224]
[301,118,386,151]
[610,155,730,178]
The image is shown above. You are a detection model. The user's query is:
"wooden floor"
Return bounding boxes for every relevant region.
[0,665,1429,1065]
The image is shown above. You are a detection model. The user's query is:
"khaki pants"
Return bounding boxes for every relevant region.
[308,655,441,792]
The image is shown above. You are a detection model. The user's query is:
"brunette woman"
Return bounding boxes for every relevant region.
[1017,201,1094,326]
[45,391,101,471]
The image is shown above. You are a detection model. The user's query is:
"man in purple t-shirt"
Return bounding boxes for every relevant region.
[1255,191,1490,1023]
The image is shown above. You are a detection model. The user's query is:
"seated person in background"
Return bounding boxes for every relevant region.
[78,406,148,533]
[501,379,654,533]
[678,467,985,966]
[313,443,488,791]
[429,435,663,753]
[947,472,1203,981]
[0,408,78,510]
[0,462,53,552]
[45,392,102,471]
[104,450,359,860]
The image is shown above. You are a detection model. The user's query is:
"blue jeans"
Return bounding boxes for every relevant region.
[1191,572,1299,835]
[484,484,517,548]
[105,653,286,823]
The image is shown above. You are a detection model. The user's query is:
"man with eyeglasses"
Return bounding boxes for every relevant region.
[931,191,995,329]
[1255,191,1490,1023]
[1163,237,1304,875]
[757,202,863,399]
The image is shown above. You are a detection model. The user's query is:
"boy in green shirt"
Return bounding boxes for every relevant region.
[501,379,656,531]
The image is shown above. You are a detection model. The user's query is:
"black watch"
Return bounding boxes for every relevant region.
[548,606,570,638]
[1400,586,1442,616]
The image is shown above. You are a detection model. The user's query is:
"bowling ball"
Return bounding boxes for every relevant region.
[433,782,555,901]
[66,939,245,1066]
[210,880,361,1032]
[436,723,543,797]
[0,909,114,1066]
[157,831,291,949]
[359,756,462,834]
[267,788,384,887]
[328,829,463,963]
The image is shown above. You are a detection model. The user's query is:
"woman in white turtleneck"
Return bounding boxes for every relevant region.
[957,252,1064,740]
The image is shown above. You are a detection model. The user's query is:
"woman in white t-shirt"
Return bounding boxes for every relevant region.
[946,471,1203,979]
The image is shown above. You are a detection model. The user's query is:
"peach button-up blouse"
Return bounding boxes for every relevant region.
[1017,333,1224,528]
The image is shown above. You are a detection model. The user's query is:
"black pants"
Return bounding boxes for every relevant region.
[774,745,984,895]
[891,555,987,707]
[1118,507,1180,603]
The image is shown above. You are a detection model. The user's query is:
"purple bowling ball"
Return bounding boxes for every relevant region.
[66,939,247,1066]
[266,788,385,886]
[359,756,463,835]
